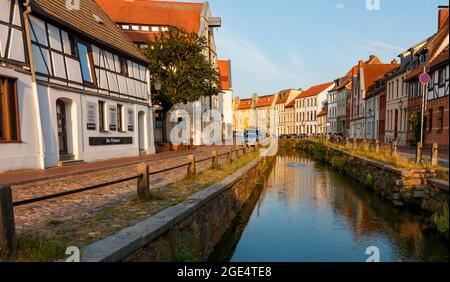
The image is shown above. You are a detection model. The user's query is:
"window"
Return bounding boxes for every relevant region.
[77,42,95,84]
[131,25,139,31]
[119,58,128,76]
[438,107,444,132]
[428,109,433,131]
[0,77,20,142]
[121,25,129,30]
[141,26,150,31]
[68,34,78,57]
[438,68,445,86]
[117,104,124,132]
[98,101,106,131]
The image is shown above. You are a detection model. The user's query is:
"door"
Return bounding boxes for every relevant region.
[394,110,399,140]
[56,100,68,156]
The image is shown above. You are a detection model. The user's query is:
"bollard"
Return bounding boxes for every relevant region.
[431,143,439,166]
[227,149,233,164]
[187,155,196,176]
[363,139,369,151]
[137,163,150,200]
[375,140,380,153]
[416,142,422,164]
[242,145,247,155]
[353,138,357,150]
[346,138,351,149]
[392,141,399,157]
[0,185,15,253]
[211,150,219,169]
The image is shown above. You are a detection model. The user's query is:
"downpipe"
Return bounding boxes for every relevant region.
[23,0,46,169]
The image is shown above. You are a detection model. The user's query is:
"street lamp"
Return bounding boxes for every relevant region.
[154,79,162,92]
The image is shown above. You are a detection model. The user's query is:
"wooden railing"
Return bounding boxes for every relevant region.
[0,145,258,252]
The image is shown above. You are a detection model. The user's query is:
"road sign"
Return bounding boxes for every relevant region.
[419,72,431,85]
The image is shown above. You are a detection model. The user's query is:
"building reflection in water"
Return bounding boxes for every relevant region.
[226,153,448,262]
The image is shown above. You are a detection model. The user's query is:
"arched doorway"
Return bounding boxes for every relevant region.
[56,99,68,157]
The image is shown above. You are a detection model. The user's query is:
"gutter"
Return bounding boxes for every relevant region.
[23,0,46,169]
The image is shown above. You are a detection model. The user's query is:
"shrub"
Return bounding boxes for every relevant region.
[364,173,375,188]
[434,206,449,235]
[330,156,347,173]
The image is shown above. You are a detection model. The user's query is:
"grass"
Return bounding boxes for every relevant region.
[2,150,261,262]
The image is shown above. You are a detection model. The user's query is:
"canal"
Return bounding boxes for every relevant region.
[210,153,449,262]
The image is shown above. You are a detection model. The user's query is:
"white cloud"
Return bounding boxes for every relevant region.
[335,3,345,11]
[364,41,404,53]
[216,27,305,97]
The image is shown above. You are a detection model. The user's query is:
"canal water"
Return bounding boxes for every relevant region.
[210,154,449,262]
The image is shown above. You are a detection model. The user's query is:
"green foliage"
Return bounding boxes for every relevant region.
[434,206,449,235]
[146,27,220,112]
[330,156,348,173]
[0,233,66,262]
[174,246,200,262]
[408,113,421,144]
[365,173,375,188]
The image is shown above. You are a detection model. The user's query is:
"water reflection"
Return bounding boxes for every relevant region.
[211,154,448,262]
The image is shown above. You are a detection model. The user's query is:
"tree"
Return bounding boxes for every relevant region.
[409,113,421,144]
[146,27,221,142]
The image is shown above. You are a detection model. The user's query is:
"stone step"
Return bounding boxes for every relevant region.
[59,154,75,162]
[58,160,85,167]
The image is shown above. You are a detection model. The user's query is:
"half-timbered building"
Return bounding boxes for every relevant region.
[0,0,155,173]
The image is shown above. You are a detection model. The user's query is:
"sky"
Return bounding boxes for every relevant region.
[202,0,446,98]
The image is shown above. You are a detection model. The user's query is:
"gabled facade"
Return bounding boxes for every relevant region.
[1,0,155,173]
[348,55,398,140]
[275,89,300,136]
[295,82,334,136]
[218,59,233,138]
[327,75,351,135]
[255,94,276,136]
[405,7,449,148]
[97,0,222,146]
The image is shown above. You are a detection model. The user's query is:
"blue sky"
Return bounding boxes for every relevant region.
[204,0,445,98]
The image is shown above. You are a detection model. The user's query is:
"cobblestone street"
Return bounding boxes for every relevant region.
[9,146,238,233]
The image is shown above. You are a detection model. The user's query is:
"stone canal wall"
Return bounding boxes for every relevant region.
[285,140,448,215]
[81,157,272,262]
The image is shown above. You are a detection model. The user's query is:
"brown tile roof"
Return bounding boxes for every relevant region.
[256,95,275,108]
[298,82,334,99]
[96,0,204,33]
[237,99,252,110]
[30,0,148,62]
[218,60,232,90]
[329,75,351,91]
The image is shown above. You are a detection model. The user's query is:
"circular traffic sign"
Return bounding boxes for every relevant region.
[419,72,431,85]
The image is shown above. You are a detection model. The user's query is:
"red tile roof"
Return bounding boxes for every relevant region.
[317,109,327,117]
[362,63,399,93]
[218,60,232,90]
[96,0,204,33]
[237,99,253,110]
[297,82,334,99]
[256,95,275,108]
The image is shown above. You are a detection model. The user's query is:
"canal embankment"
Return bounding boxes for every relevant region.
[282,139,449,238]
[81,154,274,262]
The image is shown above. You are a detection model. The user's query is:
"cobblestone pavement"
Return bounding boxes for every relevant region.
[11,145,241,233]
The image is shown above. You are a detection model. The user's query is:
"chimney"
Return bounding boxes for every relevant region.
[391,59,398,64]
[438,6,449,30]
